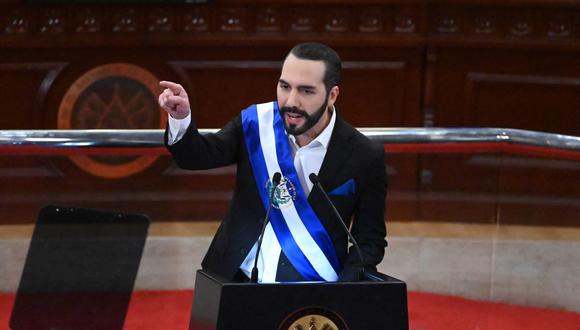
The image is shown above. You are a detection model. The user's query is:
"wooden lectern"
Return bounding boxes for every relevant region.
[190,270,408,330]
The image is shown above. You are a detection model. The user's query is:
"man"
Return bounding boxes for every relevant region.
[159,42,387,283]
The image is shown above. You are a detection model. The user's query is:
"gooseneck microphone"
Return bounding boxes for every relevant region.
[251,172,282,283]
[308,173,366,281]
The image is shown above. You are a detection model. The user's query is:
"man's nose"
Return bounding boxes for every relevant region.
[285,89,300,108]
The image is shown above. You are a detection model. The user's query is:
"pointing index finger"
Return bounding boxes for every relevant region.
[159,81,183,95]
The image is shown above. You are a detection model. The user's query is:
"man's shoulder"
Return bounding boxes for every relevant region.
[336,117,382,154]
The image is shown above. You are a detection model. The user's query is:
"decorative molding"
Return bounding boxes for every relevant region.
[112,9,138,33]
[429,5,579,44]
[168,60,282,70]
[0,166,64,178]
[168,60,404,74]
[509,15,532,37]
[422,50,437,128]
[1,3,578,46]
[436,15,460,34]
[148,9,174,32]
[289,7,314,33]
[218,6,245,32]
[40,9,66,34]
[255,6,281,33]
[57,63,166,178]
[545,13,572,38]
[467,73,580,86]
[75,8,102,33]
[472,16,496,35]
[358,7,384,33]
[394,14,416,33]
[324,7,349,33]
[184,8,209,32]
[3,10,29,34]
[342,61,405,70]
[36,63,69,123]
[163,164,236,176]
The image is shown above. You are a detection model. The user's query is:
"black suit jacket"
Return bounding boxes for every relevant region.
[165,109,387,281]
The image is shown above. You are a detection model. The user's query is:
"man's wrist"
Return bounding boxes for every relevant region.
[169,112,191,123]
[167,113,192,144]
[170,111,190,120]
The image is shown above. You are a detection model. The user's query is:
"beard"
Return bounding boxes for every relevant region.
[280,98,329,136]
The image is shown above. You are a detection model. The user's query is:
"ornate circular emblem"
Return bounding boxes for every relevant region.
[58,63,166,178]
[266,175,297,209]
[279,306,348,330]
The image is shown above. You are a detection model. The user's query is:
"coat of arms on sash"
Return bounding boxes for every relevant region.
[266,175,297,209]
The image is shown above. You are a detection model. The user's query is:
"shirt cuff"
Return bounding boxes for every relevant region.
[167,113,191,145]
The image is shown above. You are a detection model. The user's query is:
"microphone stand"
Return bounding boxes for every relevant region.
[309,173,366,281]
[250,172,281,283]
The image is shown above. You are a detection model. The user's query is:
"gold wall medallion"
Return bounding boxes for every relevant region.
[279,307,348,330]
[58,63,166,178]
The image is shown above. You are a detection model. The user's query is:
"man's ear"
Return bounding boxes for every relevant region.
[327,86,339,108]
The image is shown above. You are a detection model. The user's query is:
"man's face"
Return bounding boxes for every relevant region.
[277,54,337,136]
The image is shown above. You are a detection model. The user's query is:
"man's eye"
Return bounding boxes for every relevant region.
[280,84,289,90]
[302,89,314,94]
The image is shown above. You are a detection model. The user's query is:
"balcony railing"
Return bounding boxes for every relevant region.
[1,127,579,159]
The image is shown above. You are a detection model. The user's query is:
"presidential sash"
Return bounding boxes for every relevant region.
[241,101,341,281]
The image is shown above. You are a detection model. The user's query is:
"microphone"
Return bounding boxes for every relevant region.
[309,173,366,281]
[251,172,282,283]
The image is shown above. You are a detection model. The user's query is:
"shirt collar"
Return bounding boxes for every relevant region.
[288,106,336,150]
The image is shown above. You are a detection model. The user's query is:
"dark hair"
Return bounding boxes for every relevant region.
[288,42,342,93]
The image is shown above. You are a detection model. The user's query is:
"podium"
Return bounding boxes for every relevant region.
[190,270,408,330]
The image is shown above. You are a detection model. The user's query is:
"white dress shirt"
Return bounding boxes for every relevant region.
[166,114,191,146]
[167,108,337,282]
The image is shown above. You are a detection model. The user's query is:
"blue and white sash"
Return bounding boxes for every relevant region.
[241,101,341,281]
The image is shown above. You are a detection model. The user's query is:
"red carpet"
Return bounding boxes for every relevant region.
[1,290,579,329]
[407,292,580,330]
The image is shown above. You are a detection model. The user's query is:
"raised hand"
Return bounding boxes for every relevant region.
[158,81,191,120]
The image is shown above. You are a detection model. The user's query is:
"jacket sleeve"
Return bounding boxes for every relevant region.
[164,115,243,170]
[339,142,387,281]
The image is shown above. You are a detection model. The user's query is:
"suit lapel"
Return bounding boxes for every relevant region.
[315,114,355,193]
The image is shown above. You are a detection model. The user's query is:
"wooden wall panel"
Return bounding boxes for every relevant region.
[421,46,580,224]
[497,156,580,226]
[418,154,500,223]
[340,61,407,126]
[167,60,283,126]
[465,72,580,134]
[419,1,580,224]
[0,62,67,128]
[1,0,579,226]
[464,71,580,224]
[166,58,418,126]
